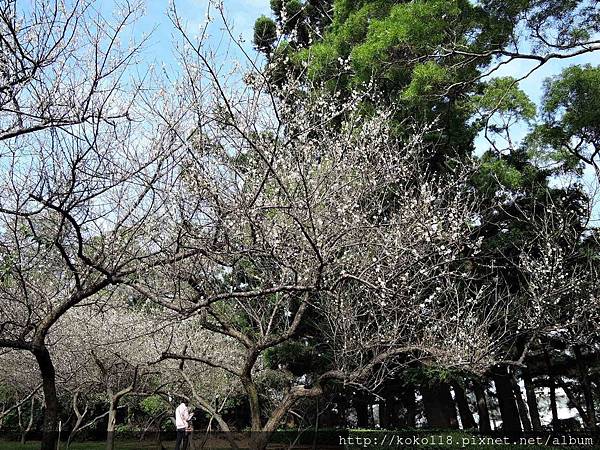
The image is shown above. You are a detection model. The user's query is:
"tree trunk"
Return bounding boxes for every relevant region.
[421,382,459,429]
[19,395,35,444]
[544,349,559,427]
[452,383,476,429]
[522,368,542,431]
[34,346,58,450]
[67,392,88,449]
[511,374,532,431]
[383,390,400,429]
[378,383,396,429]
[400,387,416,428]
[378,399,388,429]
[492,366,522,433]
[575,345,597,430]
[473,381,491,433]
[556,377,590,427]
[106,399,118,450]
[355,400,369,428]
[368,404,375,428]
[549,380,559,427]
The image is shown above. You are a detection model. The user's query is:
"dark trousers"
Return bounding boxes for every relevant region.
[174,428,189,450]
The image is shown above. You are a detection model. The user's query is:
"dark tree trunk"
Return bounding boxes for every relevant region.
[337,394,349,428]
[386,396,401,429]
[492,366,522,433]
[544,349,559,427]
[34,346,58,450]
[400,387,416,428]
[421,382,459,429]
[379,389,397,429]
[575,345,597,430]
[383,381,403,429]
[453,383,477,429]
[522,368,542,431]
[473,381,491,433]
[511,374,532,432]
[355,401,369,428]
[377,400,387,429]
[549,381,559,427]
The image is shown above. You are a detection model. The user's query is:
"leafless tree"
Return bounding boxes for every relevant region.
[0,2,195,448]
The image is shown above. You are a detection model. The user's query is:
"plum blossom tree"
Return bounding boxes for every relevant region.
[0,2,194,448]
[121,8,531,447]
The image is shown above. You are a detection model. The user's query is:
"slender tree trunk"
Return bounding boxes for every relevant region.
[19,395,35,444]
[473,381,491,433]
[383,388,400,429]
[492,366,522,433]
[67,392,88,450]
[452,383,476,429]
[355,400,369,428]
[337,394,348,428]
[106,398,118,450]
[549,381,559,427]
[522,368,542,431]
[378,399,388,429]
[575,345,597,430]
[511,374,532,431]
[34,346,58,450]
[400,387,416,428]
[259,386,323,450]
[556,377,590,427]
[368,404,375,428]
[421,382,459,429]
[544,349,559,428]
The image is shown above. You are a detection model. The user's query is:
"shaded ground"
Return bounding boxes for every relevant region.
[1,430,598,450]
[0,441,589,450]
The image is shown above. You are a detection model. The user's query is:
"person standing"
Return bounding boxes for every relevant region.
[174,401,193,450]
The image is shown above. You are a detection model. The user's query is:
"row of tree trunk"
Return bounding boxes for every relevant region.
[351,356,597,433]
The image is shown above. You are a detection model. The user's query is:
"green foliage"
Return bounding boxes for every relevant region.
[139,395,168,416]
[542,64,600,142]
[253,15,277,51]
[271,0,283,15]
[523,64,600,174]
[473,152,524,192]
[473,77,536,121]
[525,124,583,173]
[351,0,462,81]
[255,368,294,394]
[263,340,328,375]
[402,61,449,100]
[403,365,463,386]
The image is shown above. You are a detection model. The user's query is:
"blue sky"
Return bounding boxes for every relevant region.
[131,0,271,67]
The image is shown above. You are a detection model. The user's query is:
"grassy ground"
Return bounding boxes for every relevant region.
[0,443,170,450]
[0,442,580,450]
[1,432,598,449]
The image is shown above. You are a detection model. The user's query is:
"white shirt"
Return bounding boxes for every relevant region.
[175,403,192,429]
